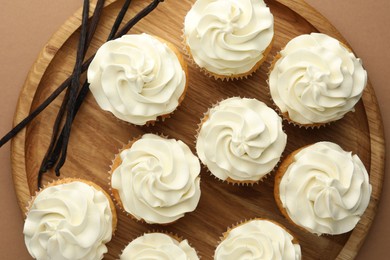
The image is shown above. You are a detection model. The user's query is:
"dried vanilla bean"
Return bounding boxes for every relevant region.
[39,0,106,176]
[0,0,165,188]
[42,0,134,174]
[37,0,164,187]
[53,0,90,176]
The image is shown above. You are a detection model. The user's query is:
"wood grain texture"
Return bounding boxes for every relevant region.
[11,0,385,259]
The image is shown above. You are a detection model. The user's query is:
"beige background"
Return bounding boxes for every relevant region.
[0,0,389,259]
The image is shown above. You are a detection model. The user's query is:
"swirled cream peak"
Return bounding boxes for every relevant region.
[88,33,186,125]
[184,0,274,76]
[215,219,301,260]
[111,134,201,224]
[278,142,371,235]
[120,233,199,260]
[196,97,286,182]
[23,181,114,260]
[269,33,367,125]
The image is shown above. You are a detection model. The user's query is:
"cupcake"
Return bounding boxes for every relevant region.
[269,33,368,127]
[23,178,117,260]
[88,33,188,125]
[196,97,287,184]
[183,0,274,80]
[274,141,372,235]
[215,219,301,260]
[110,133,201,224]
[119,232,199,259]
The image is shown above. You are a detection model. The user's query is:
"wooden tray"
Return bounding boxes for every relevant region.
[11,0,385,259]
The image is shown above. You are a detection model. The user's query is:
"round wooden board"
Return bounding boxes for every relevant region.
[11,0,385,259]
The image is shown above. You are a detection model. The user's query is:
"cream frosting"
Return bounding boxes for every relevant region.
[215,219,301,260]
[269,33,367,125]
[196,97,286,182]
[278,142,371,235]
[111,134,201,224]
[23,181,114,260]
[184,0,274,76]
[88,33,186,125]
[120,233,199,260]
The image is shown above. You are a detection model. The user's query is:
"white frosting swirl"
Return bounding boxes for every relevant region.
[184,0,274,76]
[196,97,286,182]
[269,33,367,124]
[120,233,199,260]
[88,33,186,125]
[111,134,201,224]
[215,219,301,260]
[23,181,114,260]
[278,142,372,235]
